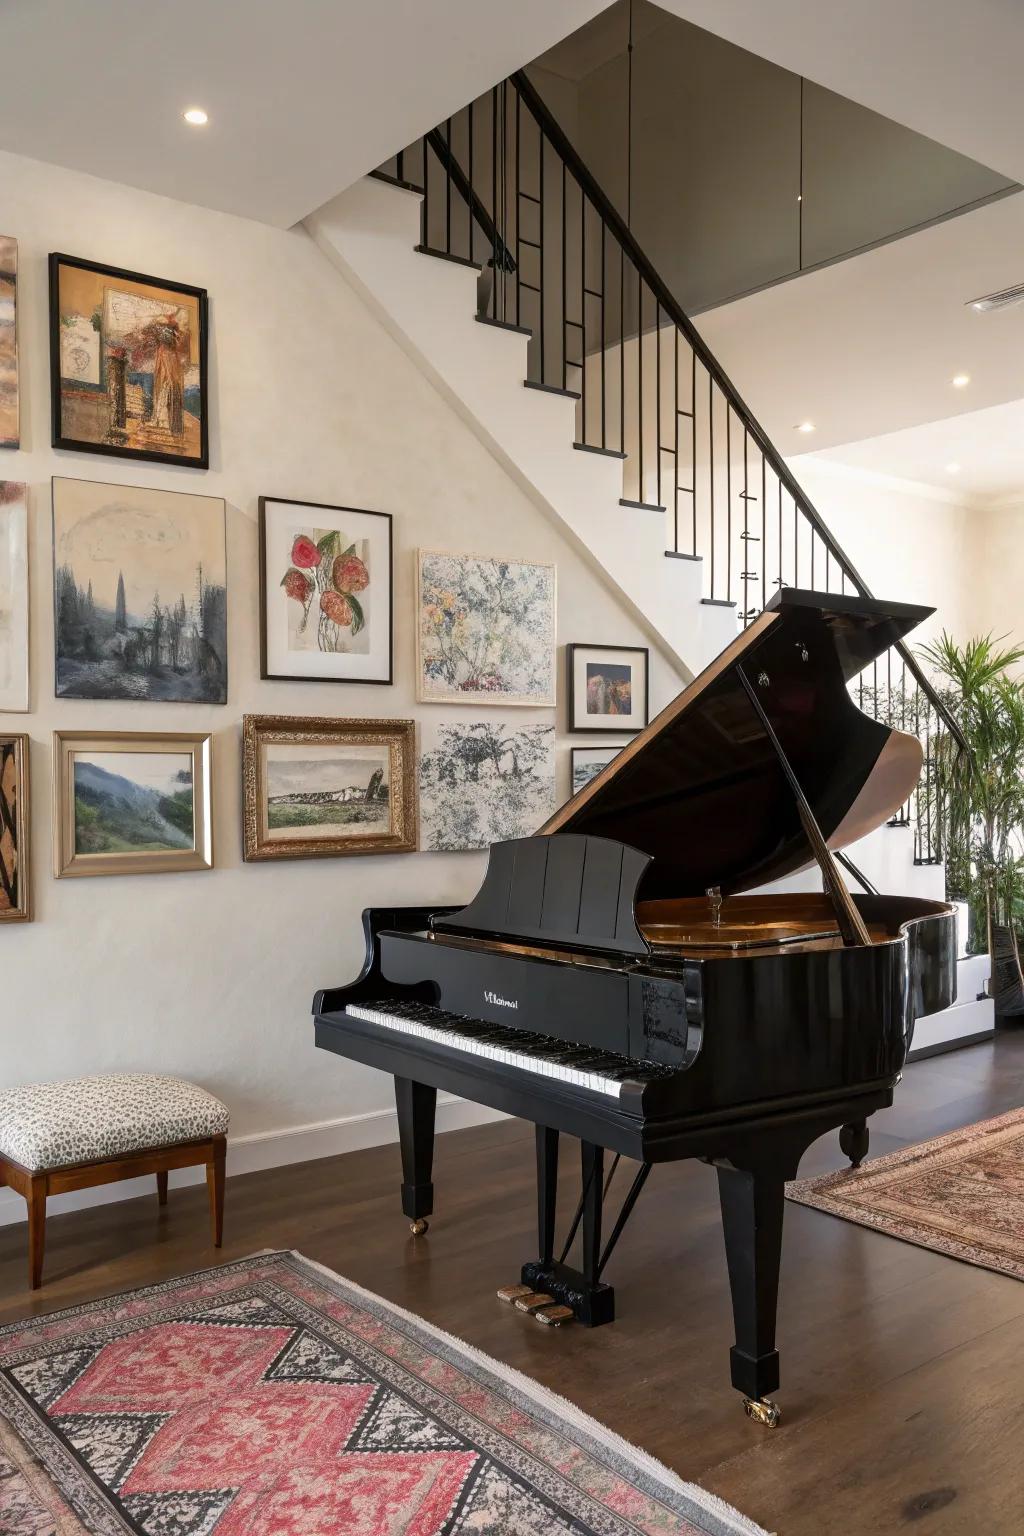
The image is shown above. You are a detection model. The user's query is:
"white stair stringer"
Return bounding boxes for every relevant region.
[306,177,738,677]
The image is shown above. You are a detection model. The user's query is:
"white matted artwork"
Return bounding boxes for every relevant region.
[259,498,393,684]
[419,720,556,851]
[0,482,29,712]
[417,549,556,706]
[567,643,649,733]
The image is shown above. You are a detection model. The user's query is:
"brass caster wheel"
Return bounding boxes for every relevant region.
[743,1397,781,1428]
[410,1218,429,1237]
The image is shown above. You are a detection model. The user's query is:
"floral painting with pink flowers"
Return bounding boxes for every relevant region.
[416,549,556,706]
[259,498,393,684]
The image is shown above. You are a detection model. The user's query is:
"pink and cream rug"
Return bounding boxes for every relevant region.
[787,1107,1024,1280]
[0,1250,766,1536]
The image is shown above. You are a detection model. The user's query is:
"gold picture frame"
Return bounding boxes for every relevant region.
[53,730,213,879]
[242,715,416,861]
[0,733,31,921]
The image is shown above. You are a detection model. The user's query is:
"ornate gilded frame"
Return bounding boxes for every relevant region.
[53,730,213,878]
[241,714,416,861]
[0,733,31,921]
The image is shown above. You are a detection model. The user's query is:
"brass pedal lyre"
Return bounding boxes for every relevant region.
[534,1304,574,1327]
[512,1291,555,1315]
[496,1284,533,1305]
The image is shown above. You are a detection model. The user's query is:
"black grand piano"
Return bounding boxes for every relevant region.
[313,591,957,1426]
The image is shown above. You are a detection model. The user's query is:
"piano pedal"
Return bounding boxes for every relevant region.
[534,1304,574,1327]
[512,1291,556,1315]
[496,1284,534,1305]
[743,1397,781,1429]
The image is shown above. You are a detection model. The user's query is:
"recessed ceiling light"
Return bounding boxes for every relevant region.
[183,107,208,126]
[795,421,815,433]
[951,373,970,388]
[945,462,961,474]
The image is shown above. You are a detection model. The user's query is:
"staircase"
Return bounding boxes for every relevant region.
[307,68,958,872]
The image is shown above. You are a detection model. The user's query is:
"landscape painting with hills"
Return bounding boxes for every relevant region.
[73,752,195,855]
[52,477,227,702]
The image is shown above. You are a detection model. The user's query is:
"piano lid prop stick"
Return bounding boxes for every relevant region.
[735,664,872,949]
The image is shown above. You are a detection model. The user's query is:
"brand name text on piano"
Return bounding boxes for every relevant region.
[484,991,519,1010]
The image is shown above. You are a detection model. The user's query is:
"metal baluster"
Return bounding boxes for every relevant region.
[561,160,567,390]
[580,181,587,440]
[637,272,644,501]
[761,452,767,614]
[619,251,625,457]
[601,218,607,448]
[691,349,697,556]
[467,101,474,262]
[726,402,732,603]
[709,371,715,597]
[445,116,452,255]
[539,127,545,383]
[515,88,521,326]
[673,325,680,552]
[655,302,662,508]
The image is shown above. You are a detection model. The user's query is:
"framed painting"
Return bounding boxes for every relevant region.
[49,252,208,468]
[419,720,555,851]
[0,236,18,450]
[0,734,31,922]
[570,743,624,796]
[0,482,29,712]
[52,476,227,703]
[53,730,213,879]
[567,643,649,733]
[242,715,415,861]
[258,497,393,684]
[416,549,556,706]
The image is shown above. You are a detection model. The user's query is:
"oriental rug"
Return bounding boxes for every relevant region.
[787,1107,1024,1280]
[0,1250,767,1536]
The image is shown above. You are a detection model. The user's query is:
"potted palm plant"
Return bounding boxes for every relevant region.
[919,633,1024,1021]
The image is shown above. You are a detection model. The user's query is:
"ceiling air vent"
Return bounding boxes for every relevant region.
[966,282,1024,314]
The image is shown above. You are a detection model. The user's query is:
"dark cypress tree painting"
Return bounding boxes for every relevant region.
[52,478,227,703]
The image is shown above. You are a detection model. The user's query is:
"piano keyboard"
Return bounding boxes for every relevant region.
[346,999,666,1099]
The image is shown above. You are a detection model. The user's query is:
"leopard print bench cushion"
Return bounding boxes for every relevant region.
[0,1074,230,1172]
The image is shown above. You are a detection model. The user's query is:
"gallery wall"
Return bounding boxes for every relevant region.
[0,145,688,1220]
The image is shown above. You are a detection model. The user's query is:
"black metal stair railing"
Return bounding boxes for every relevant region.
[374,72,958,867]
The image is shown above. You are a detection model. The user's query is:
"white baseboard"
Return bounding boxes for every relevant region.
[0,1095,505,1229]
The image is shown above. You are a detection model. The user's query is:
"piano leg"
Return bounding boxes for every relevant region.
[839,1118,870,1168]
[395,1077,435,1236]
[536,1126,559,1266]
[714,1132,812,1429]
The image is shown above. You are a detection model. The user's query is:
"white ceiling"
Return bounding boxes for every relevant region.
[0,0,609,227]
[805,398,1024,507]
[695,189,1024,457]
[656,0,1024,185]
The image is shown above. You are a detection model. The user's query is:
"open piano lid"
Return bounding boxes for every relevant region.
[543,589,933,899]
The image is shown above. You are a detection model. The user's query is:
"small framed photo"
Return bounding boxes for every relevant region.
[567,644,649,733]
[570,744,625,796]
[242,715,415,861]
[53,730,213,878]
[49,252,208,468]
[259,498,393,685]
[0,734,31,922]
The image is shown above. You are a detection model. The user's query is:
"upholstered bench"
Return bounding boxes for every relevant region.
[0,1073,229,1288]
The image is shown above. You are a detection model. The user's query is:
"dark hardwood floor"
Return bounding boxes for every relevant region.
[2,1032,1022,1535]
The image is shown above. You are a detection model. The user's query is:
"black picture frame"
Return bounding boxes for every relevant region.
[570,744,624,797]
[566,643,649,734]
[49,252,209,469]
[258,496,394,685]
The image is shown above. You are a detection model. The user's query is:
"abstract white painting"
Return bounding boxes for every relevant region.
[417,550,556,706]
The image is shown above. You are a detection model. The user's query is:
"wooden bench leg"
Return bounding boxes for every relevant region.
[28,1176,46,1290]
[206,1136,225,1248]
[156,1170,169,1206]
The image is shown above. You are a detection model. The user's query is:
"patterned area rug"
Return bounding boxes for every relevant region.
[0,1250,767,1536]
[787,1108,1024,1280]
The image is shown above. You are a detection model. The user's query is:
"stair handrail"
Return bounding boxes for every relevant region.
[509,68,966,755]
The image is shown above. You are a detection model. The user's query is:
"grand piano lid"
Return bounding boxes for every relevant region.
[542,589,934,899]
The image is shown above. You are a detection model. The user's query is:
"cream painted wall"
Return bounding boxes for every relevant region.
[0,148,685,1167]
[972,501,1024,654]
[787,456,977,644]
